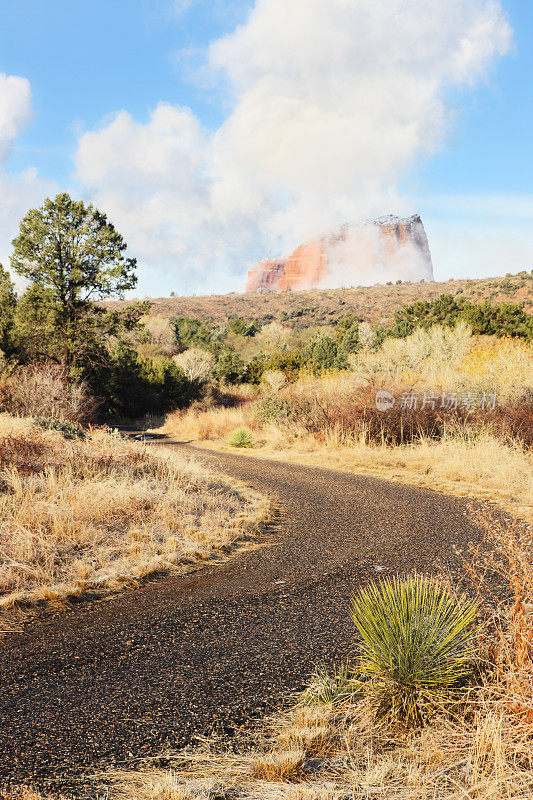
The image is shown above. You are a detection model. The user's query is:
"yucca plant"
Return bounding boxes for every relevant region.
[350,575,479,727]
[226,427,253,447]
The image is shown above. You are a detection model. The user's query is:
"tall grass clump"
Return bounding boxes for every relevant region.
[297,662,356,707]
[350,575,479,727]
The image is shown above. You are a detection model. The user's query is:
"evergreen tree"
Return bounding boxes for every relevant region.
[11,193,137,368]
[0,264,17,353]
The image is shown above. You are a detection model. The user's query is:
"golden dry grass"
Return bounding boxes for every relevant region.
[161,407,532,523]
[0,414,268,616]
[98,700,533,799]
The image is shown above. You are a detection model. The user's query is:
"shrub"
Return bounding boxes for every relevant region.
[84,344,199,419]
[255,396,294,425]
[0,363,97,423]
[34,417,85,439]
[389,295,533,340]
[267,380,472,445]
[226,427,253,447]
[350,575,479,727]
[216,351,246,384]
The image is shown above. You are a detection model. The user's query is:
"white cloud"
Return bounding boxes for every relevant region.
[209,0,511,240]
[75,103,259,293]
[75,0,512,293]
[0,74,55,281]
[0,73,32,162]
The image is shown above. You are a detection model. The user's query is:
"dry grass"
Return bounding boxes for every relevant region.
[160,408,532,523]
[0,414,268,616]
[162,405,256,441]
[97,700,533,799]
[95,513,533,800]
[160,328,533,521]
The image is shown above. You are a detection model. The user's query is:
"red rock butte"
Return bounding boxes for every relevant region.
[246,214,434,292]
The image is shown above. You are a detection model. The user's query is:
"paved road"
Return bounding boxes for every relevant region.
[0,444,483,792]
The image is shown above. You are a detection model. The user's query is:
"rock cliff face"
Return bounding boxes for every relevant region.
[246,215,434,292]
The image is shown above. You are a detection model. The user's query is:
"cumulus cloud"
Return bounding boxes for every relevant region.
[75,0,512,293]
[75,103,262,292]
[0,74,54,280]
[0,73,32,162]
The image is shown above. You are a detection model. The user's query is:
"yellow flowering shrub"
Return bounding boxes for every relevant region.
[461,338,533,397]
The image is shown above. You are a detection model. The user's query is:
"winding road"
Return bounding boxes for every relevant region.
[0,444,484,793]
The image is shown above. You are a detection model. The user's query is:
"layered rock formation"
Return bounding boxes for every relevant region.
[246,214,434,292]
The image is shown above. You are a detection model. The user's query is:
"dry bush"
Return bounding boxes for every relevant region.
[161,405,256,441]
[0,414,267,613]
[173,349,215,382]
[351,322,474,390]
[0,363,97,422]
[351,326,533,402]
[256,375,533,450]
[141,315,177,356]
[481,391,533,448]
[462,338,533,397]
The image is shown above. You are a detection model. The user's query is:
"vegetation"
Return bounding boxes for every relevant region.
[226,427,254,447]
[388,294,533,340]
[0,414,267,617]
[10,192,137,369]
[162,325,533,521]
[349,575,479,727]
[107,269,533,330]
[0,193,531,424]
[0,193,204,420]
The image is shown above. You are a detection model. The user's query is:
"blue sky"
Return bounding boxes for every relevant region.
[0,0,532,295]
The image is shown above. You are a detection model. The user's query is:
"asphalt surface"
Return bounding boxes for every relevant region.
[0,443,485,793]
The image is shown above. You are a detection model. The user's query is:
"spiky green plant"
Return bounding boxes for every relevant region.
[350,575,479,727]
[226,427,253,448]
[298,662,360,707]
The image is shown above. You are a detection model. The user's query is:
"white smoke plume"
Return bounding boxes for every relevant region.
[320,223,434,290]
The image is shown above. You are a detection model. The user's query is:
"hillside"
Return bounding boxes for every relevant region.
[107,272,533,328]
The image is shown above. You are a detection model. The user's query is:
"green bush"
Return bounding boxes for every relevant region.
[34,417,85,439]
[350,575,479,727]
[389,295,533,340]
[255,397,293,425]
[226,427,253,447]
[172,316,212,350]
[84,344,199,420]
[216,351,246,384]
